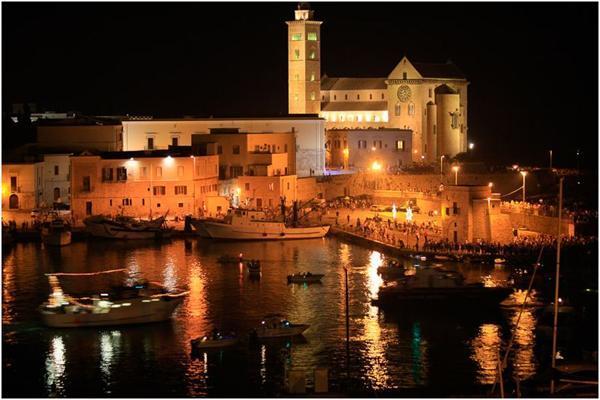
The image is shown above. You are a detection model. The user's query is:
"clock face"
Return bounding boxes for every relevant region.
[397,85,411,102]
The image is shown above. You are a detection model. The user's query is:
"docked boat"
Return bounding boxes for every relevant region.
[190,217,223,238]
[247,260,261,276]
[253,314,309,338]
[494,258,506,265]
[287,272,324,284]
[377,259,407,280]
[373,266,512,306]
[39,270,188,328]
[191,331,239,350]
[201,209,330,240]
[41,218,72,246]
[84,215,173,240]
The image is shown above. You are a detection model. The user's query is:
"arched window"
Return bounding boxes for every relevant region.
[394,103,401,116]
[408,103,415,115]
[9,194,18,209]
[53,187,61,201]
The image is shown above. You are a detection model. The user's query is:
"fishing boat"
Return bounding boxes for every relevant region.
[191,331,239,350]
[253,314,309,338]
[494,258,506,265]
[190,217,222,238]
[201,209,330,240]
[39,269,188,328]
[287,272,324,284]
[41,218,72,246]
[84,215,173,240]
[373,266,512,306]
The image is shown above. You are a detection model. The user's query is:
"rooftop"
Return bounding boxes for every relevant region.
[321,77,387,91]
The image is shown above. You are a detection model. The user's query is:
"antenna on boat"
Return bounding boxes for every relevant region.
[550,176,564,394]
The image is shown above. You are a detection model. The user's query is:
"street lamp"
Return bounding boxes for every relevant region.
[452,165,460,185]
[549,150,553,170]
[468,142,475,151]
[488,182,494,188]
[520,170,528,203]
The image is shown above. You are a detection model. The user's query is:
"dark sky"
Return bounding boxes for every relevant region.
[2,2,598,168]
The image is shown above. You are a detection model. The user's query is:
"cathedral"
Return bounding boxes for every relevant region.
[287,4,469,169]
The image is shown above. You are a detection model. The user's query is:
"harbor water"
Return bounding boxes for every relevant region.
[2,237,552,396]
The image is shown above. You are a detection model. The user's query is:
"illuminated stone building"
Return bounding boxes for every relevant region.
[286,4,469,165]
[70,149,219,223]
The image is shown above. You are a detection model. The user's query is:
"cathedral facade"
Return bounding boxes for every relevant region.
[287,5,469,167]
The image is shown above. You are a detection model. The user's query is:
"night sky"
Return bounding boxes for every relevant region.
[2,2,598,168]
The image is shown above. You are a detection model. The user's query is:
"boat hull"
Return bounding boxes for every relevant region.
[374,286,512,306]
[255,324,309,338]
[84,221,172,240]
[40,297,184,328]
[203,221,330,240]
[191,338,239,350]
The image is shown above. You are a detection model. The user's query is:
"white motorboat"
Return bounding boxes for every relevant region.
[253,314,309,338]
[201,209,330,240]
[190,217,222,238]
[41,218,72,246]
[39,270,188,328]
[84,215,173,240]
[191,331,239,350]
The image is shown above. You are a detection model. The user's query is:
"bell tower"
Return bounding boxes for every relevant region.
[286,3,322,114]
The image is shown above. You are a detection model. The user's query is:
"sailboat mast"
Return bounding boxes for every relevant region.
[550,176,564,394]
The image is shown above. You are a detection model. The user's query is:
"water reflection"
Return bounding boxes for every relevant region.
[471,323,501,384]
[100,331,122,391]
[45,335,66,396]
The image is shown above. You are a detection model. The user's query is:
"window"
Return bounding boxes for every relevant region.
[147,137,154,150]
[403,72,407,79]
[10,176,16,192]
[309,50,316,59]
[344,94,348,100]
[451,113,459,129]
[294,49,300,60]
[307,32,317,41]
[153,186,166,196]
[394,103,401,116]
[357,94,360,100]
[292,33,302,41]
[284,144,288,152]
[122,198,132,206]
[294,73,300,81]
[429,88,433,98]
[217,145,223,154]
[373,140,382,149]
[155,167,162,178]
[53,187,60,201]
[175,185,187,195]
[310,72,315,81]
[140,167,147,178]
[310,92,316,101]
[358,140,367,149]
[142,199,145,206]
[54,165,59,175]
[102,168,114,182]
[395,140,405,150]
[381,93,385,100]
[172,136,179,146]
[333,95,337,100]
[82,176,90,192]
[245,183,250,191]
[232,145,240,154]
[408,103,415,115]
[369,94,372,100]
[230,166,243,178]
[86,201,92,215]
[268,183,274,191]
[287,182,290,190]
[178,203,184,208]
[177,166,184,177]
[116,167,127,181]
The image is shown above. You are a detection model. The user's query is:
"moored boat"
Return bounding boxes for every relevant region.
[39,270,188,328]
[253,314,309,338]
[41,218,72,246]
[287,272,324,283]
[201,209,330,240]
[191,331,239,350]
[84,215,173,240]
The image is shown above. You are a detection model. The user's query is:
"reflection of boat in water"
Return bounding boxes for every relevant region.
[253,314,309,338]
[200,209,330,240]
[191,331,239,350]
[217,254,244,264]
[287,272,324,284]
[84,215,173,240]
[374,267,512,306]
[39,269,188,328]
[41,218,72,246]
[2,225,15,246]
[500,289,544,308]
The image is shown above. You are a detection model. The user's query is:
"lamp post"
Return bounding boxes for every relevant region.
[440,155,445,182]
[520,171,528,203]
[452,165,459,185]
[549,150,553,170]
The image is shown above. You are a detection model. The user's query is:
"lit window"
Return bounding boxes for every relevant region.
[268,183,274,191]
[310,72,315,81]
[307,32,317,41]
[409,103,415,115]
[395,103,401,116]
[292,33,302,41]
[309,50,316,59]
[451,113,458,129]
[339,113,345,122]
[395,140,405,150]
[366,114,371,122]
[310,92,316,101]
[357,114,362,122]
[294,49,300,60]
[374,115,380,122]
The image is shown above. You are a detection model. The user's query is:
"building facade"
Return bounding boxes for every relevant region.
[37,117,123,152]
[40,154,72,207]
[70,150,219,224]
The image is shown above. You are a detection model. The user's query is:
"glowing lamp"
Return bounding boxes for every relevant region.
[164,155,174,166]
[452,166,459,173]
[342,148,349,157]
[371,161,382,171]
[488,182,494,188]
[520,170,528,177]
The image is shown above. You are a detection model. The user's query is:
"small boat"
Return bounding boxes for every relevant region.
[434,255,452,261]
[419,256,427,261]
[253,314,309,338]
[247,260,261,277]
[287,272,324,284]
[217,254,244,264]
[84,215,173,240]
[41,218,72,246]
[494,258,506,265]
[39,270,188,328]
[191,331,239,350]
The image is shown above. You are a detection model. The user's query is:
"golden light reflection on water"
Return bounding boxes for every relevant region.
[100,331,122,388]
[471,323,501,384]
[2,253,15,325]
[510,309,537,381]
[45,335,66,396]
